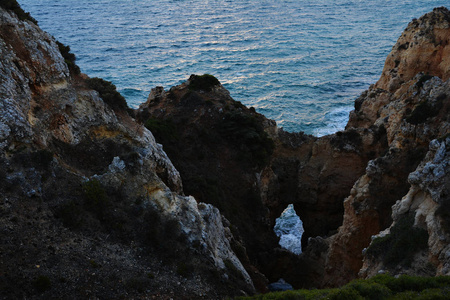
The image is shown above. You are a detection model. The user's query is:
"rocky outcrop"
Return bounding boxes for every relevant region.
[137,7,450,290]
[2,2,450,297]
[361,136,450,278]
[324,7,450,286]
[0,6,253,299]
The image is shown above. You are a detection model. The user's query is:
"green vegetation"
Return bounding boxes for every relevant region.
[224,259,244,280]
[238,275,450,300]
[1,0,38,24]
[188,74,221,92]
[187,176,221,204]
[407,81,446,125]
[366,214,428,267]
[82,179,109,218]
[56,41,81,75]
[219,111,275,167]
[125,276,151,293]
[30,149,54,170]
[332,129,362,150]
[89,259,101,268]
[85,77,129,112]
[144,118,178,141]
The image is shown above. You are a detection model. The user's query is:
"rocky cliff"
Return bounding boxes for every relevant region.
[325,6,450,286]
[138,6,450,290]
[1,2,450,298]
[0,5,253,299]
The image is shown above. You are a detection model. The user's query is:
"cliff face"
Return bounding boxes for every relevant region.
[136,75,390,288]
[138,7,450,290]
[2,2,450,297]
[324,7,450,286]
[0,6,253,298]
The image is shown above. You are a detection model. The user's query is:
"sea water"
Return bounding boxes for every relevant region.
[18,1,449,135]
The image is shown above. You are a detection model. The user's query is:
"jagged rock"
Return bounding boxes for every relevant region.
[2,2,450,296]
[361,137,450,277]
[0,6,253,299]
[377,7,450,92]
[268,278,293,292]
[324,7,450,287]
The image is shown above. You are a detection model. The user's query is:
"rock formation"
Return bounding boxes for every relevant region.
[138,7,450,290]
[0,5,253,298]
[1,2,450,298]
[325,6,450,286]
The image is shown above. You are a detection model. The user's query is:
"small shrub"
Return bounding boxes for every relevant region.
[85,77,129,111]
[125,277,150,293]
[56,41,81,75]
[144,118,178,141]
[30,149,54,170]
[436,197,450,233]
[366,214,428,267]
[0,0,38,24]
[82,179,109,218]
[32,275,51,293]
[416,74,433,89]
[224,259,244,280]
[186,176,221,204]
[218,111,274,167]
[347,279,392,300]
[331,129,362,150]
[327,287,363,300]
[419,288,450,299]
[188,74,220,92]
[239,275,450,300]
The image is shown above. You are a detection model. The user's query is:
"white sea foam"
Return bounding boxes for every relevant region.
[314,105,354,137]
[274,204,304,255]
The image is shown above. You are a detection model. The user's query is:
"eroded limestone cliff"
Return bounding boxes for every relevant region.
[138,7,450,290]
[1,2,450,298]
[0,5,253,299]
[325,6,450,286]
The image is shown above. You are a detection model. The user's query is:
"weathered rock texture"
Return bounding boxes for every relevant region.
[1,2,450,298]
[0,6,253,299]
[138,7,450,290]
[324,7,450,286]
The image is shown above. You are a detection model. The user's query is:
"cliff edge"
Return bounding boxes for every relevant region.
[0,5,253,298]
[1,2,450,298]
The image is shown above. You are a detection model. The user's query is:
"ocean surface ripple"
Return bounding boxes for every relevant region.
[18,0,448,135]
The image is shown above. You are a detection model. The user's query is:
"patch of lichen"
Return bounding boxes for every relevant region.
[89,125,133,142]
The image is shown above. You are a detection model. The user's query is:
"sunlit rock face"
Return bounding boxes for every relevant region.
[274,204,304,255]
[324,7,450,287]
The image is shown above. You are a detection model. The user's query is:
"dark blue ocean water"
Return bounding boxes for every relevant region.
[18,1,449,135]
